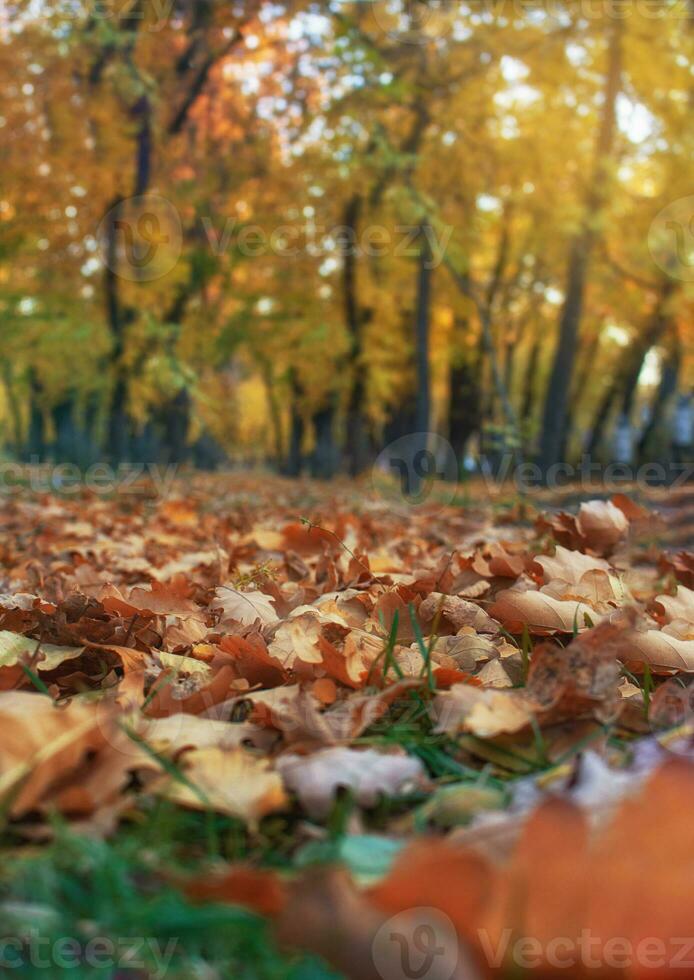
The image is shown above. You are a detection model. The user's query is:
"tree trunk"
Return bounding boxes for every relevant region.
[160,388,191,465]
[587,280,675,455]
[342,194,372,476]
[448,318,482,465]
[521,336,541,431]
[107,375,131,464]
[286,408,304,478]
[587,379,620,457]
[310,404,338,480]
[285,371,304,477]
[103,93,153,464]
[0,363,22,455]
[259,361,284,468]
[383,396,417,450]
[638,329,681,460]
[415,224,432,433]
[409,224,433,493]
[26,372,46,461]
[51,397,79,464]
[538,18,622,471]
[621,280,675,418]
[569,328,601,419]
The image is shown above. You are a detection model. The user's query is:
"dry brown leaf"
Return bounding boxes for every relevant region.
[654,584,694,626]
[0,632,85,673]
[622,628,694,673]
[660,551,694,589]
[0,692,132,820]
[186,865,287,917]
[576,499,630,555]
[419,593,498,634]
[475,659,513,688]
[275,867,388,980]
[524,620,624,723]
[435,686,535,738]
[532,545,612,585]
[541,567,630,611]
[157,747,287,824]
[369,759,694,976]
[489,587,603,634]
[436,620,624,736]
[213,586,279,626]
[137,712,276,754]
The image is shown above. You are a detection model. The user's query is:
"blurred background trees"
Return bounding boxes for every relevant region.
[1,0,691,477]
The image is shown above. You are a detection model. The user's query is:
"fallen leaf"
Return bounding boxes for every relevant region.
[489,587,603,634]
[186,865,287,917]
[0,692,131,820]
[434,686,535,738]
[576,499,630,555]
[419,593,498,633]
[0,631,84,672]
[276,747,427,817]
[157,747,287,825]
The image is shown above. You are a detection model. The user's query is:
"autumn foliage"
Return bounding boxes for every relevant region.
[1,2,691,472]
[0,474,692,974]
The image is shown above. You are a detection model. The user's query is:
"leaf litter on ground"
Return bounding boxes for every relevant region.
[1,475,694,975]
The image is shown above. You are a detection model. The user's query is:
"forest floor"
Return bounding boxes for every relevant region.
[1,470,694,978]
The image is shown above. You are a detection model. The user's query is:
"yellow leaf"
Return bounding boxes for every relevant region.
[158,747,287,825]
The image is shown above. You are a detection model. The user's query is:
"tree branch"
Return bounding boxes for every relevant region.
[167,31,242,136]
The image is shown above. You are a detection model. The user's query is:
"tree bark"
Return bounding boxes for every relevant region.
[586,379,620,457]
[587,280,675,455]
[310,403,338,480]
[415,223,433,435]
[638,328,681,460]
[26,372,46,460]
[160,388,191,465]
[538,18,623,471]
[520,334,540,426]
[284,370,304,477]
[342,194,372,476]
[448,321,482,466]
[621,280,675,418]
